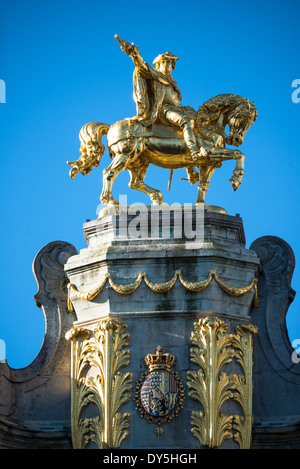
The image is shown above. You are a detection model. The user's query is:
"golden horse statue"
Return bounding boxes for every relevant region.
[67,93,257,205]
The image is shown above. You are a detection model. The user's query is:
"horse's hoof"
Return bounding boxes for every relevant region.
[108,200,120,206]
[152,200,165,206]
[100,195,119,206]
[186,168,199,185]
[152,195,165,205]
[229,178,240,191]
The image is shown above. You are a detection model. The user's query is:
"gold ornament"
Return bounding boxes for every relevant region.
[67,36,257,206]
[187,317,257,449]
[67,270,259,312]
[65,319,132,449]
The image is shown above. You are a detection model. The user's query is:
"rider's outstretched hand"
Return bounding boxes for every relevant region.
[115,35,138,57]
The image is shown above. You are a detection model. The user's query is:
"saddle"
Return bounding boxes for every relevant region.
[108,117,184,147]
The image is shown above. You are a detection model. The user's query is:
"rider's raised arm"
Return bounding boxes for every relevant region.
[115,35,149,75]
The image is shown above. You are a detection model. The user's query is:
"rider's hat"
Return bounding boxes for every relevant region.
[153,51,179,69]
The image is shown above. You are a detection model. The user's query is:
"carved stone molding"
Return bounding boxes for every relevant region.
[250,236,300,380]
[0,240,77,448]
[30,240,78,380]
[66,319,132,449]
[34,241,77,305]
[67,269,259,312]
[187,316,257,448]
[249,236,300,448]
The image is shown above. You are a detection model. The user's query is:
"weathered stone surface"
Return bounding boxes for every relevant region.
[65,207,259,326]
[1,210,298,449]
[0,241,77,448]
[250,236,300,448]
[64,207,260,449]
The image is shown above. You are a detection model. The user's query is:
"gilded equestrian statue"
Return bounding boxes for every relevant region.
[67,35,257,206]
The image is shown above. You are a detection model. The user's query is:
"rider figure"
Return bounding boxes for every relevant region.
[116,36,207,161]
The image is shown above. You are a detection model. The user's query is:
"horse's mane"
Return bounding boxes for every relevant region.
[197,93,245,124]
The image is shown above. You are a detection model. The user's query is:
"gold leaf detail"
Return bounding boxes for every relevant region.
[66,319,132,449]
[67,270,259,312]
[187,316,258,448]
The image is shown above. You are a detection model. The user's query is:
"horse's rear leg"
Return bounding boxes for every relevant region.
[185,166,199,185]
[128,165,164,205]
[196,165,215,204]
[100,153,129,205]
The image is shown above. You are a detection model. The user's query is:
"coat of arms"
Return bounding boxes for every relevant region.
[134,346,185,435]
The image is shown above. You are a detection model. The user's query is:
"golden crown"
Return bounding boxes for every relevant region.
[144,346,176,372]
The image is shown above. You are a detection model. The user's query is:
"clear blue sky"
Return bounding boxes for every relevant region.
[0,0,299,368]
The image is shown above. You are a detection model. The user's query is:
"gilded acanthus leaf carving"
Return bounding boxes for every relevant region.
[187,316,257,449]
[232,323,258,449]
[66,319,132,449]
[187,317,236,447]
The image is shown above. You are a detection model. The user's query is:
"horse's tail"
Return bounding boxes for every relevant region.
[67,122,110,179]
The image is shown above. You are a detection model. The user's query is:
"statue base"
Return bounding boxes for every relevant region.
[64,206,260,449]
[97,203,227,220]
[1,206,299,449]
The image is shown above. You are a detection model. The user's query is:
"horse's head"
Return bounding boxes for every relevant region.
[226,98,257,146]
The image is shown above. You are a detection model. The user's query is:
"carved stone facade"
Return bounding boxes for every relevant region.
[250,236,300,448]
[0,241,77,448]
[0,211,299,448]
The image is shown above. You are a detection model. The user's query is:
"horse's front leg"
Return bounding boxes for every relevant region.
[100,153,129,205]
[210,148,245,191]
[229,151,245,191]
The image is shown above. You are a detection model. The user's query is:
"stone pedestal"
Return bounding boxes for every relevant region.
[1,206,299,449]
[64,206,260,449]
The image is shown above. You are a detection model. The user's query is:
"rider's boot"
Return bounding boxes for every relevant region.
[182,122,207,160]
